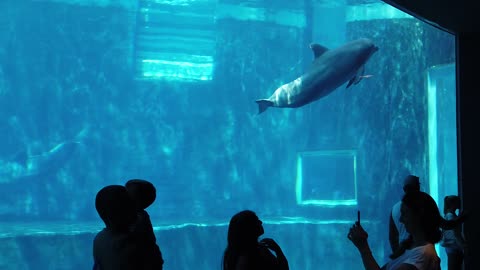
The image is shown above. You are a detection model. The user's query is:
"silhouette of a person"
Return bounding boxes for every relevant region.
[349,191,442,270]
[125,179,164,270]
[440,195,466,270]
[222,210,289,270]
[389,175,467,259]
[92,185,141,270]
[389,175,420,255]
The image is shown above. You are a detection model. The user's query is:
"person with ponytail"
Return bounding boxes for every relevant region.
[348,192,441,270]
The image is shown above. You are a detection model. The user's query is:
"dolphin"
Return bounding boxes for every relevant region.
[0,141,81,183]
[255,38,378,114]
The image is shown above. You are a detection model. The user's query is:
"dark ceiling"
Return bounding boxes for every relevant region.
[382,0,478,34]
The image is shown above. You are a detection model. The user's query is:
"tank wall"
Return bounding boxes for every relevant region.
[0,1,456,269]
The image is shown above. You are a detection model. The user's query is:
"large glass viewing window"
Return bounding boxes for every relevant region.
[0,0,457,269]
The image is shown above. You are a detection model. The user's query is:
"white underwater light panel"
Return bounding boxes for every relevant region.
[140,56,214,81]
[296,150,357,206]
[215,4,306,28]
[135,0,216,81]
[346,2,413,22]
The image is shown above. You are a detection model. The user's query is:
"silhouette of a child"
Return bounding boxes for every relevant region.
[441,195,466,270]
[126,179,164,270]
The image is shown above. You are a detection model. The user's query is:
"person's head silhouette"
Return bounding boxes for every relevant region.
[95,185,136,232]
[227,210,264,251]
[125,179,156,211]
[402,175,420,194]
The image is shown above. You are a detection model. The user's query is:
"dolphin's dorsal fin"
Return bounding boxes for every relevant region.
[309,43,329,59]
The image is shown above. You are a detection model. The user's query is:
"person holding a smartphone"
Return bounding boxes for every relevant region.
[348,191,441,270]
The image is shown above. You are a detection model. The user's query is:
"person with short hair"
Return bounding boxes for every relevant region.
[92,185,141,270]
[389,175,421,255]
[125,179,164,270]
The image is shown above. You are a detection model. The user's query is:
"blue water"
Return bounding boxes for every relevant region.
[0,0,457,269]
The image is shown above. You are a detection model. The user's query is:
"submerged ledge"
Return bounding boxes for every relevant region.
[0,217,374,238]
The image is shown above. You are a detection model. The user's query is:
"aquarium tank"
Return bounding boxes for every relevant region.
[0,0,458,269]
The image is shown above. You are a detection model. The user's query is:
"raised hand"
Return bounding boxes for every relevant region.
[259,238,282,254]
[348,222,369,251]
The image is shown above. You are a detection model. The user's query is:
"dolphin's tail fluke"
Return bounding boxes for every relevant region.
[255,99,274,114]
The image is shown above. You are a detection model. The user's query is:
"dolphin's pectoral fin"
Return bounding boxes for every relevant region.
[346,66,366,89]
[358,65,365,78]
[309,43,329,59]
[346,77,356,88]
[346,75,364,88]
[255,99,274,114]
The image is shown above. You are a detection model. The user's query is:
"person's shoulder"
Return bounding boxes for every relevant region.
[405,244,437,260]
[392,201,402,213]
[393,201,402,208]
[416,244,440,264]
[421,245,440,270]
[421,243,437,254]
[404,244,439,270]
[138,210,152,221]
[94,228,110,241]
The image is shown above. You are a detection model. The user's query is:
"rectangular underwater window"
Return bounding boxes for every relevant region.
[134,0,216,81]
[296,150,357,206]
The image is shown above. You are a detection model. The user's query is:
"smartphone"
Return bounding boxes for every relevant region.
[357,210,361,224]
